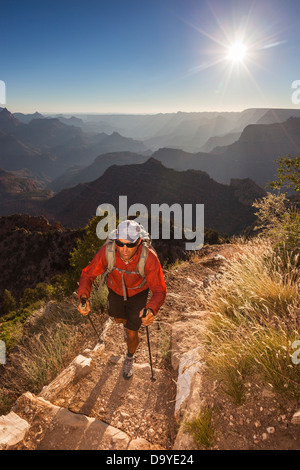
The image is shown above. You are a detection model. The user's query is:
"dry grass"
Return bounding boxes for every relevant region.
[201,239,300,404]
[184,406,215,449]
[0,288,107,414]
[4,323,76,394]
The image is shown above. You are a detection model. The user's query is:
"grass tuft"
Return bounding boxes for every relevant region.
[184,406,215,449]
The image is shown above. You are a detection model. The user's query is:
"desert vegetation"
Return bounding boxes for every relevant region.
[200,163,300,411]
[202,238,299,405]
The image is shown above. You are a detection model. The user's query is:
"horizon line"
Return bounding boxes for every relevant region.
[2,105,300,116]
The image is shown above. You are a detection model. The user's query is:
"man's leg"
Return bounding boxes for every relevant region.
[126,329,139,355]
[122,290,149,379]
[114,318,127,341]
[122,331,138,380]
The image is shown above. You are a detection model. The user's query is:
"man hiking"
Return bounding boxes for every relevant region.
[77,220,166,379]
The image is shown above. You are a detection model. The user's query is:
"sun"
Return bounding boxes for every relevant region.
[226,42,248,63]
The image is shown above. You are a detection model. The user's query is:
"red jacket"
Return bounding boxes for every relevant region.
[78,243,166,315]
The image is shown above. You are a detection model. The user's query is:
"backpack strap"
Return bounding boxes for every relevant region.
[137,242,149,277]
[137,238,159,277]
[97,239,115,292]
[105,239,116,272]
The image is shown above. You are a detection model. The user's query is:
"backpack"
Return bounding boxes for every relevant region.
[98,237,155,300]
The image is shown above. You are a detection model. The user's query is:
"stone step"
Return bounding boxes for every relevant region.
[49,348,174,447]
[9,392,162,450]
[0,411,30,450]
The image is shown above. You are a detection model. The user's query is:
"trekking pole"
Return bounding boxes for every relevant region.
[81,298,103,344]
[87,314,103,344]
[142,308,156,382]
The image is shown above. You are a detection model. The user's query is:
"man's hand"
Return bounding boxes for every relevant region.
[77,297,91,316]
[139,308,154,326]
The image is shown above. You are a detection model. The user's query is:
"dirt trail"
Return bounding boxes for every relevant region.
[50,318,178,449]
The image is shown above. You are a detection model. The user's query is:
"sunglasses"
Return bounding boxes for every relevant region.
[115,239,140,248]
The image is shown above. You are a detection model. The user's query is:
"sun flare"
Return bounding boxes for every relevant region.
[227,42,248,63]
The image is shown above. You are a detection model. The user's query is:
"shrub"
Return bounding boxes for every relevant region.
[269,155,300,193]
[253,193,300,258]
[204,228,220,245]
[2,290,17,314]
[47,216,107,299]
[89,277,108,314]
[20,283,49,308]
[68,216,105,284]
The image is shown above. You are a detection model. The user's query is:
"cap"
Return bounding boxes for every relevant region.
[109,220,148,242]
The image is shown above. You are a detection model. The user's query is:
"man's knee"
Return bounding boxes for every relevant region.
[114,318,126,324]
[126,329,139,340]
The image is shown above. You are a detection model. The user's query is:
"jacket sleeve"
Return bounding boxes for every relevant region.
[144,250,167,315]
[77,245,107,300]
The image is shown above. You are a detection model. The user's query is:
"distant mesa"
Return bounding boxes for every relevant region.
[42,157,262,235]
[50,151,149,193]
[13,111,45,124]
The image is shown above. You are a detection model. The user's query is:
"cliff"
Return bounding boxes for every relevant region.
[0,214,84,312]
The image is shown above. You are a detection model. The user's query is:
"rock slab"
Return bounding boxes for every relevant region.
[0,412,30,450]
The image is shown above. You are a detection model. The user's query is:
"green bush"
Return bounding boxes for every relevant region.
[2,290,17,314]
[269,155,300,193]
[20,283,49,308]
[47,216,107,299]
[69,216,105,281]
[204,228,220,245]
[253,192,300,259]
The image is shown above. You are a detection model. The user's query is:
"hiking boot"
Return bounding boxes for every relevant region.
[122,354,134,380]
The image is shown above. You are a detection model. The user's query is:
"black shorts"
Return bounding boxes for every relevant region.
[107,288,149,331]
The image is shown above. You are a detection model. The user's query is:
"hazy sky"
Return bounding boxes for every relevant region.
[1,0,300,114]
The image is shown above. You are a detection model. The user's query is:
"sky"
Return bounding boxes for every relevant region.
[1,0,300,114]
